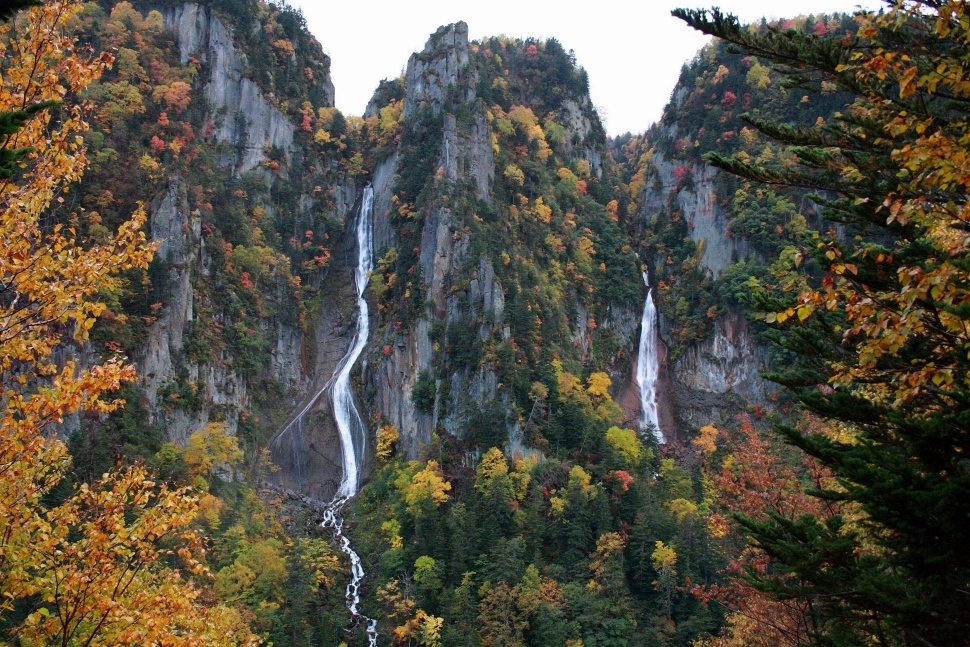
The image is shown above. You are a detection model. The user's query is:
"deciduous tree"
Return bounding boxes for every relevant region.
[0,1,256,643]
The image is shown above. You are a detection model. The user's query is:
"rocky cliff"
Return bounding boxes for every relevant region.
[165,4,299,172]
[76,1,802,497]
[640,147,768,433]
[621,34,833,436]
[367,23,498,459]
[355,23,642,466]
[139,3,303,444]
[76,1,358,476]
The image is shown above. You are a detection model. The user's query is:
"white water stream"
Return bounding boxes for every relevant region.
[321,495,378,645]
[275,187,378,644]
[330,186,374,499]
[325,185,378,645]
[636,270,664,443]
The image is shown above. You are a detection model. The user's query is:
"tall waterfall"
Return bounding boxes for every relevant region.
[330,186,374,498]
[636,271,664,443]
[275,187,378,644]
[323,185,378,645]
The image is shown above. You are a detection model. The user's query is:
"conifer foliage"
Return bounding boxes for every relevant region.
[676,3,970,644]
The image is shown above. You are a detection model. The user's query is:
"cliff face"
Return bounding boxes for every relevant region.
[639,146,768,433]
[665,310,769,430]
[138,4,302,445]
[641,147,750,279]
[165,4,298,172]
[368,23,494,459]
[74,1,355,475]
[139,177,241,445]
[401,23,474,120]
[360,24,639,464]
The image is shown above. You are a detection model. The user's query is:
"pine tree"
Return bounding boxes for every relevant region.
[675,4,970,645]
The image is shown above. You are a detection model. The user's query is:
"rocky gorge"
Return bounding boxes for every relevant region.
[102,0,775,496]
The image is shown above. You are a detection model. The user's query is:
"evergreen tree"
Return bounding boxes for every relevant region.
[0,0,51,181]
[675,4,970,644]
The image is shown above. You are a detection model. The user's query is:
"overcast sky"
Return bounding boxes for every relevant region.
[290,0,883,136]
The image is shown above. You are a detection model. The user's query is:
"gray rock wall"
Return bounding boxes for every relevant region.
[640,145,771,435]
[642,149,750,278]
[140,177,249,444]
[138,3,339,449]
[370,23,513,459]
[403,22,474,119]
[163,3,336,174]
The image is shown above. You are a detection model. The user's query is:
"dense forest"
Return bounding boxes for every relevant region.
[1,0,968,646]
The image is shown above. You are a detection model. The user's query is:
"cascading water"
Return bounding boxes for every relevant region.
[330,186,374,499]
[636,270,665,443]
[275,187,378,644]
[323,185,378,645]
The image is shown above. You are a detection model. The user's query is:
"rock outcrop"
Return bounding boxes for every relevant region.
[141,177,249,444]
[362,23,626,464]
[402,22,474,119]
[666,311,769,430]
[163,2,334,173]
[137,3,341,450]
[641,148,750,278]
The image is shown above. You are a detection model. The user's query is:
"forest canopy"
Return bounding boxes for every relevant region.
[2,0,969,646]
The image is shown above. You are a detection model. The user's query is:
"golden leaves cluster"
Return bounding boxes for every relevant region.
[784,2,970,405]
[0,2,256,643]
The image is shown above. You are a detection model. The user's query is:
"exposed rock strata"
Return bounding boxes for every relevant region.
[141,177,249,445]
[139,4,339,451]
[163,3,334,173]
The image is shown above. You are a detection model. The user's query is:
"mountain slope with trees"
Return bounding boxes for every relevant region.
[3,1,969,646]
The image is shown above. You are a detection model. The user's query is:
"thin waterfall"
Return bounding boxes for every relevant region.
[323,185,378,645]
[273,187,378,644]
[636,270,664,443]
[330,185,374,498]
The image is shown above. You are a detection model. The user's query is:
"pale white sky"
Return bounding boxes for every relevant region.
[291,0,883,136]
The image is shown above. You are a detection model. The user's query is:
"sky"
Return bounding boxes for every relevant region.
[290,0,883,137]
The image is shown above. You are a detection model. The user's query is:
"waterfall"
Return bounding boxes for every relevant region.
[636,270,664,443]
[275,187,378,644]
[330,186,374,498]
[324,185,378,645]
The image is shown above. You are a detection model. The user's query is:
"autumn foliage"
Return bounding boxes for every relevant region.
[677,2,970,642]
[0,1,255,643]
[692,416,846,646]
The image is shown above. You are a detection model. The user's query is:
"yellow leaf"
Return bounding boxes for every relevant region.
[899,65,919,97]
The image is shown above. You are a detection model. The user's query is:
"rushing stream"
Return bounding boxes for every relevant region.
[636,270,664,443]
